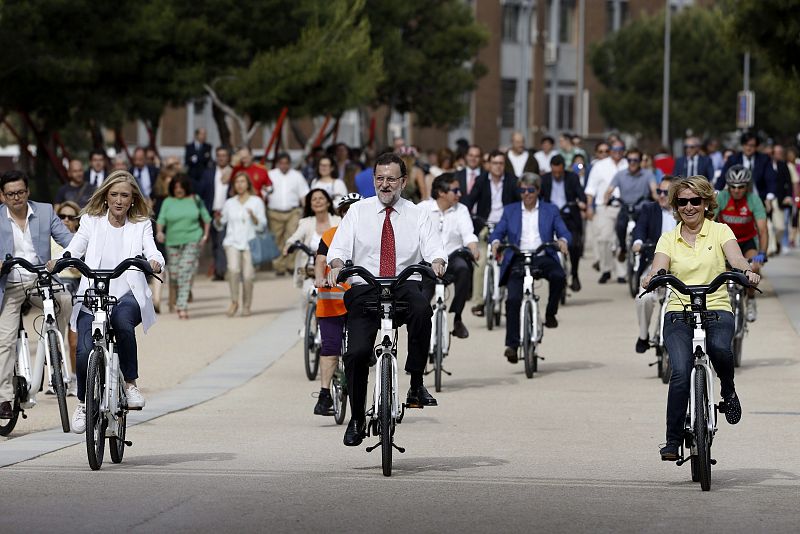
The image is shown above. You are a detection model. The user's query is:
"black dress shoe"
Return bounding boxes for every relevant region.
[471,304,484,317]
[617,249,627,262]
[570,277,581,292]
[343,418,366,446]
[504,346,518,364]
[635,337,650,353]
[0,401,13,419]
[598,272,611,284]
[592,261,600,272]
[452,320,469,339]
[545,315,558,328]
[616,277,626,284]
[660,442,679,461]
[406,385,437,407]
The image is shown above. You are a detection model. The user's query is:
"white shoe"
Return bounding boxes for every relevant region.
[72,403,86,434]
[125,384,146,409]
[746,299,757,322]
[67,374,78,397]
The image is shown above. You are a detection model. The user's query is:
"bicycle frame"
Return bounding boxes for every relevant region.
[687,315,716,438]
[482,242,503,313]
[428,282,450,357]
[519,259,542,346]
[372,310,401,423]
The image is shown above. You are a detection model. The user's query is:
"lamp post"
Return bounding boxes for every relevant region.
[661,0,671,147]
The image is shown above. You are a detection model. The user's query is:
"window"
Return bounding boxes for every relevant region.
[560,0,576,44]
[502,4,521,43]
[558,94,575,131]
[501,79,517,128]
[606,0,629,34]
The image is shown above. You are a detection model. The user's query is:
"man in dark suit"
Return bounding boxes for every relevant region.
[673,136,715,181]
[129,147,159,199]
[455,144,484,210]
[488,172,570,363]
[464,149,520,316]
[184,128,212,182]
[631,175,677,353]
[84,148,108,188]
[540,155,587,291]
[715,132,776,203]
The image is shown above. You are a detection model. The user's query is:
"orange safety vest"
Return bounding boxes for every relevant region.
[316,226,348,317]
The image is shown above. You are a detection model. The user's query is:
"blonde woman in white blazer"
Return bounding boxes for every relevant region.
[53,171,164,434]
[282,188,340,289]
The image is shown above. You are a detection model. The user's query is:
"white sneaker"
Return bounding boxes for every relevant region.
[72,403,86,434]
[125,384,146,409]
[746,299,757,322]
[67,374,78,397]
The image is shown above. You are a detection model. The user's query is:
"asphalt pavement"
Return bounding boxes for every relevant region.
[1,251,799,533]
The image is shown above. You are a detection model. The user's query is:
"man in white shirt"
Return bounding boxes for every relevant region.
[584,140,628,283]
[267,153,309,276]
[327,153,446,447]
[533,136,556,174]
[208,147,232,280]
[505,131,540,178]
[420,173,480,339]
[0,171,73,419]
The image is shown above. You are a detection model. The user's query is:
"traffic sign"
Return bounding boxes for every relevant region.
[737,90,754,129]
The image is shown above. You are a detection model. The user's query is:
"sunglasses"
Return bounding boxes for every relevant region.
[676,196,703,207]
[449,187,461,194]
[627,158,640,163]
[610,146,625,152]
[728,184,747,190]
[655,189,669,196]
[684,144,699,149]
[519,187,538,194]
[58,214,79,221]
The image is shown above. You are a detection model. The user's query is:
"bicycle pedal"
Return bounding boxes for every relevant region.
[403,402,423,410]
[126,406,143,411]
[392,442,406,454]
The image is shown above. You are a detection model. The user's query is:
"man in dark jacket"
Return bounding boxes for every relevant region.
[715,132,776,203]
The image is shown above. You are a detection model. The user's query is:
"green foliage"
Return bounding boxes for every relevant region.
[725,0,800,77]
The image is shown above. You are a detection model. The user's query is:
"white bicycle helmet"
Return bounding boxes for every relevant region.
[336,192,363,212]
[725,164,752,186]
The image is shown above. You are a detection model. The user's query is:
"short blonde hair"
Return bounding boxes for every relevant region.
[668,175,717,221]
[81,170,152,222]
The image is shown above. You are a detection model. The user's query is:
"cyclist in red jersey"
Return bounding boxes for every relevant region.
[715,165,768,321]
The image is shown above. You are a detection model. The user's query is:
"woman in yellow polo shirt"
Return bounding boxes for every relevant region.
[641,176,760,461]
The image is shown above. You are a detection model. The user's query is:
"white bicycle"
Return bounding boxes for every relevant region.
[481,222,504,330]
[53,253,160,470]
[287,241,321,381]
[0,256,73,435]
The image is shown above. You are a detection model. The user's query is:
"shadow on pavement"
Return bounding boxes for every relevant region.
[355,455,509,476]
[120,452,237,467]
[559,298,614,307]
[529,360,604,376]
[439,376,519,391]
[695,467,800,488]
[740,357,798,368]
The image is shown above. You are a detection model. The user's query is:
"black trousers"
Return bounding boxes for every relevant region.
[565,217,583,279]
[343,281,432,420]
[210,223,227,277]
[421,252,473,318]
[504,255,565,348]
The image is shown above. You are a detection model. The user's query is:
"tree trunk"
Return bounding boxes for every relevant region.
[88,119,105,150]
[212,101,232,149]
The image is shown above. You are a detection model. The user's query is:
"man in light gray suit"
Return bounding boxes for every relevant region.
[0,170,73,419]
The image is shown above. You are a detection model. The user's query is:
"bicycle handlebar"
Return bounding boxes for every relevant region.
[52,253,161,281]
[287,241,315,258]
[498,242,560,257]
[1,255,47,276]
[336,262,436,289]
[642,269,761,298]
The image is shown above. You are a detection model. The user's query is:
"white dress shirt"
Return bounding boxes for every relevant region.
[90,171,105,187]
[519,201,542,251]
[507,150,529,178]
[310,178,348,201]
[687,155,698,176]
[327,196,445,281]
[489,177,505,224]
[268,168,310,211]
[220,195,268,251]
[419,199,477,256]
[584,157,628,209]
[465,167,480,195]
[550,179,567,209]
[7,205,37,283]
[132,166,152,198]
[534,150,554,174]
[212,165,232,212]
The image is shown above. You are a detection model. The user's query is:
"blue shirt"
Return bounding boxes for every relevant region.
[355,168,376,197]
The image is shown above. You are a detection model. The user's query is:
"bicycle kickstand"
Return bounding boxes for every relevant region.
[366,441,406,454]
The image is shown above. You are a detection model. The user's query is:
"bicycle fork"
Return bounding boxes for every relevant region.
[366,318,405,454]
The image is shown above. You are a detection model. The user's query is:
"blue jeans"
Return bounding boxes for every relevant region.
[663,310,735,444]
[76,293,142,402]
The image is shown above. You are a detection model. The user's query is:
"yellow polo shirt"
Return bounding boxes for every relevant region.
[655,219,736,312]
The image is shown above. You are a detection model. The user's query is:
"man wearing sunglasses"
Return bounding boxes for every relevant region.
[0,170,74,419]
[715,165,768,321]
[631,176,678,353]
[420,173,480,339]
[673,136,714,181]
[488,173,570,363]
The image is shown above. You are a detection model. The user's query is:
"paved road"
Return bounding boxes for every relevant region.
[1,252,799,533]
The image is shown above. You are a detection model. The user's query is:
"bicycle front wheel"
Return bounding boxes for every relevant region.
[523,301,535,379]
[693,366,712,491]
[304,304,320,381]
[47,331,70,433]
[110,373,127,464]
[85,348,107,470]
[380,356,393,477]
[485,268,495,330]
[332,364,347,425]
[732,296,744,368]
[0,378,21,436]
[434,309,444,393]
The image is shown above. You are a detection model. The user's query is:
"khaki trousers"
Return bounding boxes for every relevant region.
[0,281,72,402]
[268,208,302,274]
[472,227,489,306]
[592,205,620,275]
[225,247,255,310]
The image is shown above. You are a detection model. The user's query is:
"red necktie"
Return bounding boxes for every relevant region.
[380,207,396,276]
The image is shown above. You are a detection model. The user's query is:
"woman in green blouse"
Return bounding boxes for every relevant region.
[156,174,211,319]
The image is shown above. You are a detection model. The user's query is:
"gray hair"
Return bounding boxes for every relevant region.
[518,172,541,189]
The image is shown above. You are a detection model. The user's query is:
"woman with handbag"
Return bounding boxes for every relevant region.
[156,174,211,320]
[215,171,267,317]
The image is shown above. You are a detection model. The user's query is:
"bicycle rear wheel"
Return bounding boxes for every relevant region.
[380,356,393,477]
[110,372,127,464]
[47,331,70,433]
[0,377,21,436]
[85,348,107,470]
[485,268,495,330]
[304,304,320,381]
[627,255,638,299]
[693,366,712,491]
[523,301,535,379]
[332,363,347,425]
[434,309,444,392]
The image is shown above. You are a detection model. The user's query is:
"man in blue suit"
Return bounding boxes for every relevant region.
[673,136,715,181]
[0,171,73,419]
[488,173,571,363]
[714,132,776,203]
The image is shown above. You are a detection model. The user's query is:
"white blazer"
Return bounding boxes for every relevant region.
[285,214,340,288]
[62,212,165,333]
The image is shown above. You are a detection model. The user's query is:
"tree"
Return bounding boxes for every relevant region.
[725,0,800,77]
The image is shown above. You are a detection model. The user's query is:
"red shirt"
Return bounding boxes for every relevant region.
[232,163,272,198]
[653,154,674,176]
